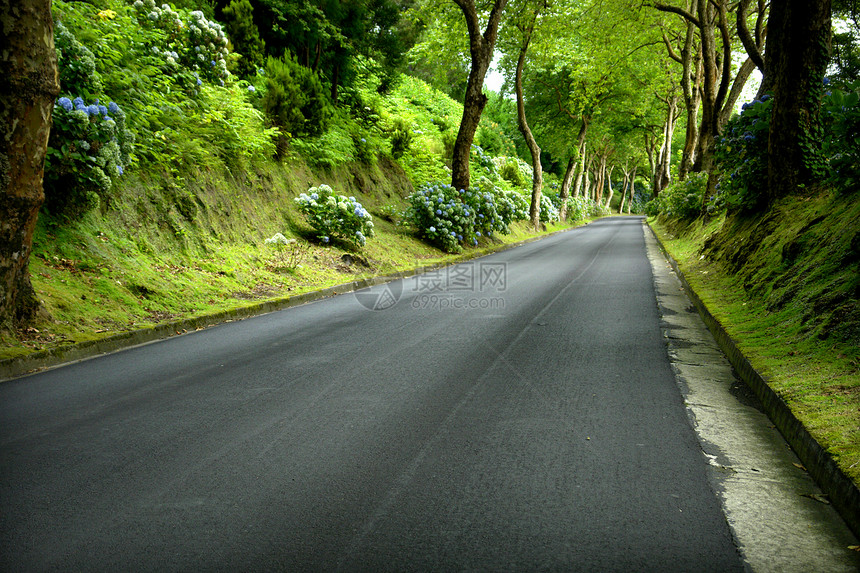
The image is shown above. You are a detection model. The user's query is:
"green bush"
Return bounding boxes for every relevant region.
[131,0,230,85]
[496,155,534,189]
[405,181,524,253]
[221,0,265,79]
[295,184,375,247]
[823,79,860,192]
[390,118,413,158]
[406,183,474,253]
[714,96,772,212]
[260,54,332,150]
[45,97,134,218]
[648,172,708,219]
[54,20,103,98]
[539,193,559,222]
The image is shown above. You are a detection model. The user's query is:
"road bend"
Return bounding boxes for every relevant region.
[3,217,751,570]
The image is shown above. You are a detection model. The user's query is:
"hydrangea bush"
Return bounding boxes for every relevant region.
[539,193,559,222]
[295,184,374,247]
[407,183,474,253]
[405,182,527,253]
[714,95,772,211]
[45,96,135,218]
[132,0,230,85]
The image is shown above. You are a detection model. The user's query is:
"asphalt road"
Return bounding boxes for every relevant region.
[1,217,745,571]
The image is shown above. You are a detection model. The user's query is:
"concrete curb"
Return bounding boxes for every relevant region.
[1,223,586,382]
[646,222,860,540]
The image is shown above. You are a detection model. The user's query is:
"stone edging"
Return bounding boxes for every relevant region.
[0,223,584,382]
[646,222,860,539]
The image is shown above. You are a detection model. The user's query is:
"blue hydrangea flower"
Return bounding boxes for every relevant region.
[87,104,100,115]
[98,105,108,115]
[57,97,73,111]
[322,236,330,243]
[247,85,256,92]
[117,165,124,176]
[436,209,442,215]
[108,101,119,114]
[429,226,436,233]
[73,97,86,110]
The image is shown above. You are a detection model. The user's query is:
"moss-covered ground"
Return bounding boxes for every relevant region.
[649,189,859,486]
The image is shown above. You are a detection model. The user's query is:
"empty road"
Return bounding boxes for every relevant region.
[0,217,798,570]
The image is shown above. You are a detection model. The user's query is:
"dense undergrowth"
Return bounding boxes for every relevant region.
[649,188,860,485]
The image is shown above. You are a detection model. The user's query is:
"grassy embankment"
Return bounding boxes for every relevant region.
[649,188,859,486]
[0,84,585,364]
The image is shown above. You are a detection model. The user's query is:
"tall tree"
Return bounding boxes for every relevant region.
[761,0,832,200]
[451,0,508,191]
[0,0,59,328]
[509,0,548,229]
[653,0,760,177]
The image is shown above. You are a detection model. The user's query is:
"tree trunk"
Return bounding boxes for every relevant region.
[514,5,543,230]
[653,95,679,196]
[451,0,507,191]
[571,122,588,198]
[603,166,614,211]
[559,155,575,221]
[761,0,831,201]
[0,0,59,329]
[572,145,587,198]
[679,30,702,180]
[618,163,631,214]
[628,166,637,213]
[594,154,606,205]
[657,0,755,175]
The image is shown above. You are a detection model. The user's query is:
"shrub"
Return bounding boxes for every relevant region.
[195,83,279,166]
[44,96,134,218]
[131,0,230,85]
[221,0,265,79]
[471,144,499,180]
[54,20,103,98]
[390,118,413,158]
[406,182,474,253]
[714,96,771,211]
[260,53,332,148]
[822,80,860,192]
[405,181,523,253]
[564,195,592,221]
[295,184,375,247]
[539,193,559,222]
[648,172,708,219]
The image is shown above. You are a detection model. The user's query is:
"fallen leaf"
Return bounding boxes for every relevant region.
[848,546,859,552]
[793,463,806,471]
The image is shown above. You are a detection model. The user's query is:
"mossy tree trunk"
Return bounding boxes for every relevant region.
[451,0,507,192]
[761,0,831,201]
[0,0,59,329]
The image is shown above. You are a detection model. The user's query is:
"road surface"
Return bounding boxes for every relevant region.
[0,217,843,571]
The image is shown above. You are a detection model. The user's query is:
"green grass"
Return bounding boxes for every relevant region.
[1,153,589,362]
[649,190,860,486]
